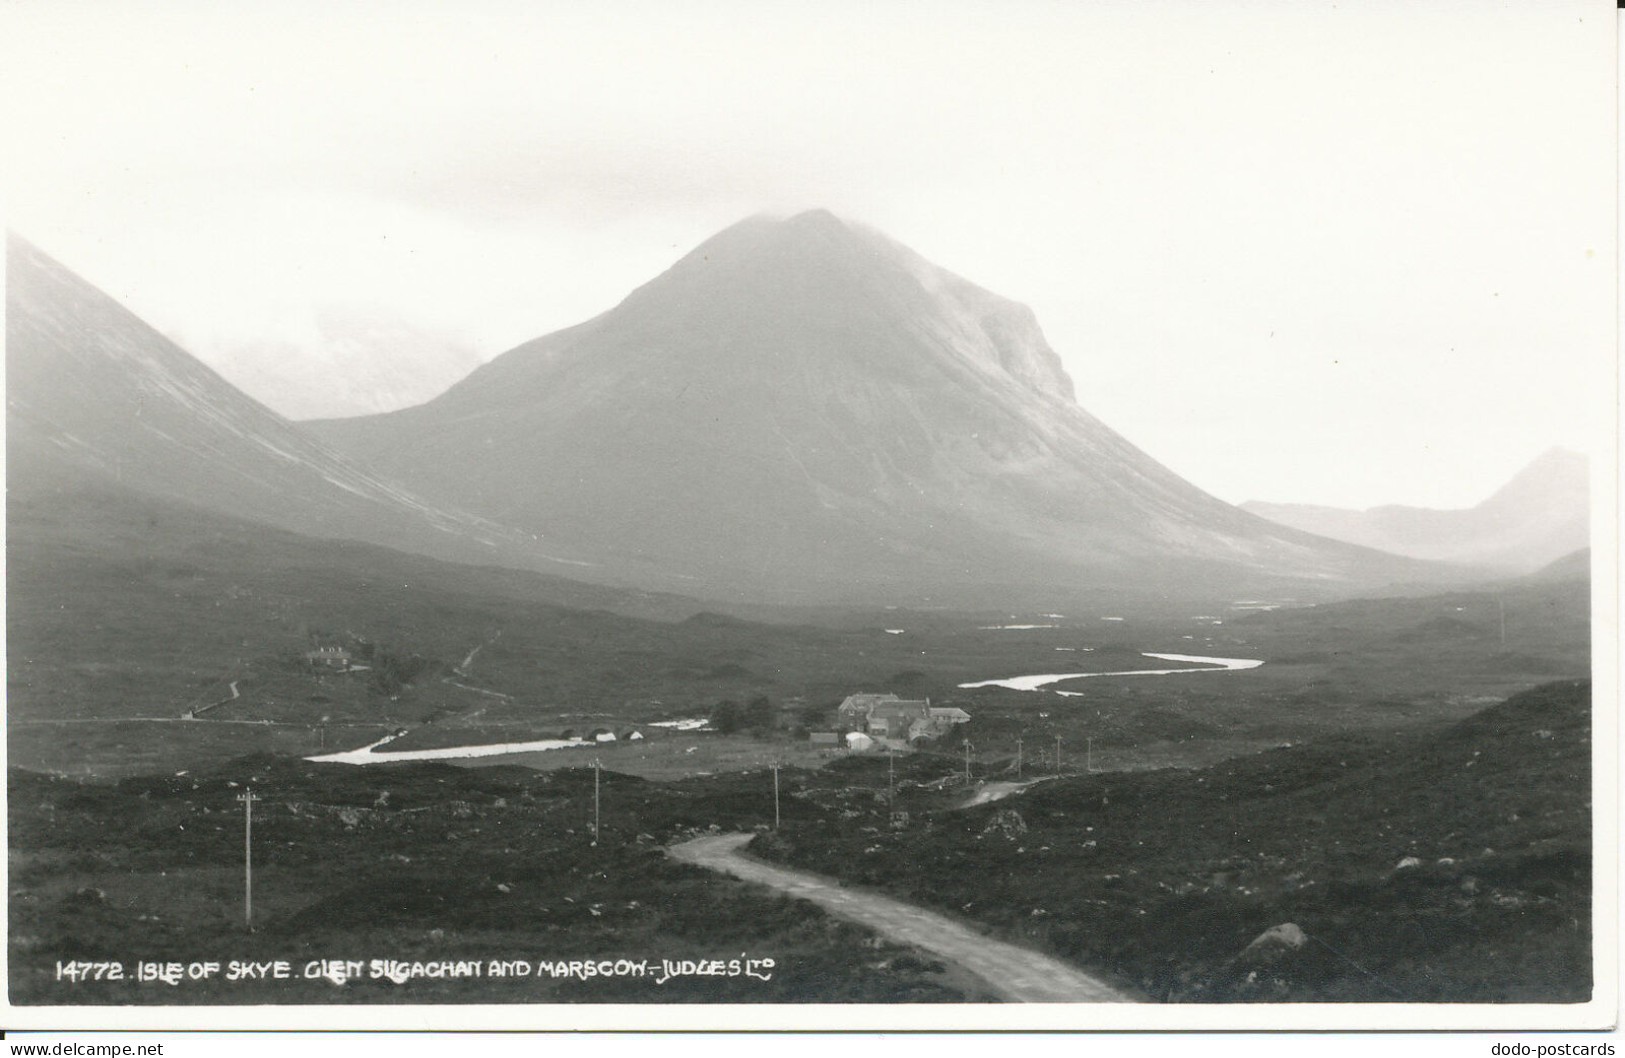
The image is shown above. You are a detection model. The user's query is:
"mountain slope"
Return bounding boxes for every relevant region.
[5,233,593,577]
[309,210,1440,606]
[1242,449,1589,573]
[1526,548,1590,584]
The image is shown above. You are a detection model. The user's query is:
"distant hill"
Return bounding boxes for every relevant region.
[1526,548,1590,583]
[4,473,774,735]
[309,210,1442,607]
[1242,449,1588,573]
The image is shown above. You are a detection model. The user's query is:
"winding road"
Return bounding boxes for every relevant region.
[668,833,1134,1003]
[956,779,1045,808]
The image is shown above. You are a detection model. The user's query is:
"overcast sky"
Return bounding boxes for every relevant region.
[2,0,1614,509]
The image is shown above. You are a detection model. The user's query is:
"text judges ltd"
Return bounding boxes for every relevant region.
[79,956,776,986]
[310,956,776,984]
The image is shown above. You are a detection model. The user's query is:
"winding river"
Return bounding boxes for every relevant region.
[957,652,1263,692]
[306,732,591,765]
[303,651,1264,764]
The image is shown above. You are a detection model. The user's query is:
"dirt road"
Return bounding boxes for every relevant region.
[668,832,1134,1003]
[956,779,1045,808]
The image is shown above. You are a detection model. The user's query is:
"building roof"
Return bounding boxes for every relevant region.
[838,692,901,711]
[871,701,929,721]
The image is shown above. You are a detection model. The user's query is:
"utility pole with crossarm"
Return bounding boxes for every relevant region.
[592,759,602,845]
[235,788,261,929]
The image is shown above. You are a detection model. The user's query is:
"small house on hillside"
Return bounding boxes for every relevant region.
[907,707,972,741]
[835,692,971,742]
[838,693,927,731]
[866,700,929,737]
[838,693,970,739]
[837,693,898,725]
[305,646,353,672]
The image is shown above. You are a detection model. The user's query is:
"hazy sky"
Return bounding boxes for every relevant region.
[2,0,1614,509]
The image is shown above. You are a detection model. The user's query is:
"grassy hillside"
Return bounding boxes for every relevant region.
[8,756,977,1005]
[755,680,1593,1003]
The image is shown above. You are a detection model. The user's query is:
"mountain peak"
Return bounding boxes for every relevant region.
[607,211,1079,406]
[733,206,853,236]
[308,214,1435,605]
[1479,447,1587,516]
[782,206,846,229]
[676,207,870,269]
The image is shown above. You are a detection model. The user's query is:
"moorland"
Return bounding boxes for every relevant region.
[6,479,1594,1004]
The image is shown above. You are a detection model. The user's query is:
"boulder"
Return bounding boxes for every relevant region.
[1237,922,1308,965]
[982,809,1028,838]
[68,886,106,906]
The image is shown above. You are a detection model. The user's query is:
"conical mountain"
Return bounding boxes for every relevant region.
[308,210,1436,606]
[5,233,591,574]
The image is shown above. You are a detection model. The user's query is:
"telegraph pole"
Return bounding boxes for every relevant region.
[1015,737,1023,779]
[592,759,601,846]
[772,762,781,829]
[887,747,895,804]
[1087,736,1093,774]
[962,739,972,785]
[235,788,261,929]
[1055,735,1063,776]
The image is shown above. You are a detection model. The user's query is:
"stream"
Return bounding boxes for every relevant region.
[958,652,1263,692]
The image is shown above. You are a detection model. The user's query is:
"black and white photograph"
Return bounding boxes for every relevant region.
[1,0,1615,1034]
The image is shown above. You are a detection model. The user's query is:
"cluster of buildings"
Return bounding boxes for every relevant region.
[305,646,355,671]
[811,693,971,751]
[304,645,372,674]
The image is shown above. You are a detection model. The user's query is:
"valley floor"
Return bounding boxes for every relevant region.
[8,681,1592,1008]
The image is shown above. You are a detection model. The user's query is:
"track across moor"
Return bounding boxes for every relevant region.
[667,832,1135,1003]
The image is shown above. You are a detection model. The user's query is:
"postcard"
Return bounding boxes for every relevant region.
[1,0,1615,1034]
